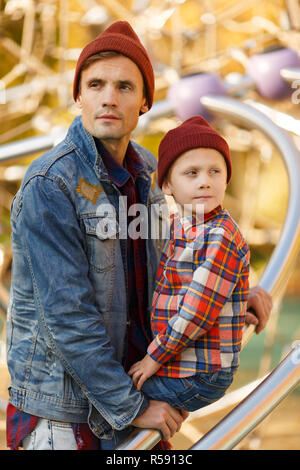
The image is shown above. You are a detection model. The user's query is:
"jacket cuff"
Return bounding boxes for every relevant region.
[88,393,150,439]
[135,394,150,418]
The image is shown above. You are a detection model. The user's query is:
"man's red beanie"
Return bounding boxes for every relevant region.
[73,21,154,112]
[157,116,232,187]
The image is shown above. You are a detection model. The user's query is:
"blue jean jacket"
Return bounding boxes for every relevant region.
[6,116,166,439]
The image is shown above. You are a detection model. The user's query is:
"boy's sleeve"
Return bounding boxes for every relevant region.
[147,227,249,364]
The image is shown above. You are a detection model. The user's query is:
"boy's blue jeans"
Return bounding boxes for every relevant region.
[103,371,233,449]
[141,370,234,412]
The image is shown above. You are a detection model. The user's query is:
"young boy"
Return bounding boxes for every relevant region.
[128,116,250,412]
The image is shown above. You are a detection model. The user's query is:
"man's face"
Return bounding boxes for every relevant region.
[76,55,148,146]
[162,147,227,215]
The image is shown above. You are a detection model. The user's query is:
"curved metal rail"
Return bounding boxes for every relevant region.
[0,127,67,163]
[204,97,300,296]
[280,67,300,83]
[190,342,300,450]
[201,95,300,345]
[116,95,300,450]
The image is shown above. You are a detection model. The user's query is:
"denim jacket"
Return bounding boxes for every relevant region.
[6,116,166,439]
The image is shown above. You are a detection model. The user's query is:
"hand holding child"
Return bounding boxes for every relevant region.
[128,354,161,391]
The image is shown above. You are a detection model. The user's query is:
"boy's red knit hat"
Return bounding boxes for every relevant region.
[73,21,154,112]
[157,116,232,187]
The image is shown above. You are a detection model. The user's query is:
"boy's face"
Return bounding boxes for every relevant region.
[162,147,227,215]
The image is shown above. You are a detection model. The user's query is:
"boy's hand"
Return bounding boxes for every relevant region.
[128,354,161,390]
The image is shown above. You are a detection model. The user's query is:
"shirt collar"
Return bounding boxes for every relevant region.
[172,205,223,241]
[95,139,143,187]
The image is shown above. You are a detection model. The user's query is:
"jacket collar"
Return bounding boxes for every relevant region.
[65,116,156,181]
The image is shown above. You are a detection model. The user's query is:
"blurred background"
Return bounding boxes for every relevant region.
[0,0,299,450]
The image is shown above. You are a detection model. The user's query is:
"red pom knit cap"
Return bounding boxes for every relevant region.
[157,116,232,187]
[73,21,154,112]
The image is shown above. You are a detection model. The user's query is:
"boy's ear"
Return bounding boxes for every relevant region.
[162,179,172,196]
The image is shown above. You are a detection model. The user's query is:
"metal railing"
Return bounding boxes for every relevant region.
[190,342,300,449]
[0,127,67,163]
[116,342,300,450]
[116,95,300,450]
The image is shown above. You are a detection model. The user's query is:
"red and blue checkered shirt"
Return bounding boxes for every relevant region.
[147,205,250,377]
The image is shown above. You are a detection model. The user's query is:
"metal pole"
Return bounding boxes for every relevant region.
[190,344,300,450]
[116,428,162,451]
[0,128,67,162]
[280,67,300,82]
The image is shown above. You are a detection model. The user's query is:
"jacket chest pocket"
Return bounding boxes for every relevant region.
[82,216,118,272]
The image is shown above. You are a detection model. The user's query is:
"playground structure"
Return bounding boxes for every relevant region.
[0,0,300,450]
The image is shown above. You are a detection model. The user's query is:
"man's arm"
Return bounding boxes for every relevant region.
[245,286,273,334]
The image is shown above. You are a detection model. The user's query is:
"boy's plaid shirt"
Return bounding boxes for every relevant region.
[147,205,250,377]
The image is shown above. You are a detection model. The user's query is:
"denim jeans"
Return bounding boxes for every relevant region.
[141,371,234,412]
[22,418,78,450]
[21,418,134,450]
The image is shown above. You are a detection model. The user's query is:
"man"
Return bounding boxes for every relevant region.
[6,21,272,451]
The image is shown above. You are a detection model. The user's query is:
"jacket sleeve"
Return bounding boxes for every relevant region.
[18,175,148,431]
[147,227,249,364]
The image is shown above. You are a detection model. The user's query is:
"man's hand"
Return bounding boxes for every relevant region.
[131,400,189,441]
[246,286,273,334]
[128,354,161,391]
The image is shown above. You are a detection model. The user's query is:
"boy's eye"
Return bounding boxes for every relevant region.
[185,168,222,176]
